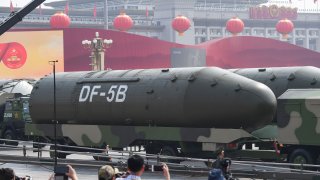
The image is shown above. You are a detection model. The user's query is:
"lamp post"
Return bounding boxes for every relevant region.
[104,0,109,29]
[82,32,113,71]
[49,60,58,171]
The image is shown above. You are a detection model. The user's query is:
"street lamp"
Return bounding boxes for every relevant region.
[82,32,113,71]
[49,60,58,171]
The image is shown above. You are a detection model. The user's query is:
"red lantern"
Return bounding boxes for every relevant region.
[276,18,294,39]
[172,15,191,36]
[50,12,71,28]
[113,13,133,32]
[226,17,244,36]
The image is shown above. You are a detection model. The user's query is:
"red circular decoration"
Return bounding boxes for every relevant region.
[172,15,191,36]
[226,17,245,36]
[276,18,294,39]
[113,13,133,32]
[2,42,27,69]
[50,12,71,28]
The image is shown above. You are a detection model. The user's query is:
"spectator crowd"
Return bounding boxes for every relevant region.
[0,149,234,180]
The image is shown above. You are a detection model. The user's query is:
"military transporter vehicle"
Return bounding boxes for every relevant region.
[0,80,34,144]
[25,67,277,159]
[231,66,320,165]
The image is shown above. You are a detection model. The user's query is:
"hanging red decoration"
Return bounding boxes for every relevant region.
[50,12,71,29]
[276,18,294,39]
[226,17,245,36]
[113,13,133,32]
[172,15,191,36]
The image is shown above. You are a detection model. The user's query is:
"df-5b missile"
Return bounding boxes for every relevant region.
[30,67,276,132]
[230,66,320,97]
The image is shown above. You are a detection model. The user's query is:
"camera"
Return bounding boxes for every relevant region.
[152,164,163,172]
[54,165,69,180]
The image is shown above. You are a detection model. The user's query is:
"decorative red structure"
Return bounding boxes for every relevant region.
[226,17,244,36]
[50,12,71,28]
[276,19,294,39]
[172,15,191,36]
[0,42,27,69]
[113,13,133,32]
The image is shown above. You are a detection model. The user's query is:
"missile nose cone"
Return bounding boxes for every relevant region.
[245,82,277,131]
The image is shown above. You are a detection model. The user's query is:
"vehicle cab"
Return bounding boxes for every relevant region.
[0,93,30,142]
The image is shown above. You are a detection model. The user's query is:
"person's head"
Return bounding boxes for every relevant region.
[216,148,224,159]
[127,155,145,176]
[98,165,118,180]
[0,168,15,180]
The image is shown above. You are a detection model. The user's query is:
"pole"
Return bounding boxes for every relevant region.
[49,60,58,171]
[104,0,109,30]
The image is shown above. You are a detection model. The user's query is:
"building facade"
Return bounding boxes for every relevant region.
[2,0,320,51]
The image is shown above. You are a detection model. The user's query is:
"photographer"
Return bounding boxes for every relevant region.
[212,149,235,180]
[116,154,170,180]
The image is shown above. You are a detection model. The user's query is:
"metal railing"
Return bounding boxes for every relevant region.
[0,138,319,179]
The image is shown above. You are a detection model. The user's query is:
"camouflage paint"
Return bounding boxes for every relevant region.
[25,123,252,149]
[278,89,320,146]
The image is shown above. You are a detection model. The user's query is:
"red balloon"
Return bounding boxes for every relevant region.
[276,18,294,39]
[226,17,244,36]
[172,15,191,36]
[50,12,71,29]
[113,13,133,32]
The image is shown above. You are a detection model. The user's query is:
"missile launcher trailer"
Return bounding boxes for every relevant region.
[26,67,277,159]
[21,66,320,165]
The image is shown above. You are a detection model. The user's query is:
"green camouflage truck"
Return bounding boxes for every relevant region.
[276,89,320,165]
[0,92,31,145]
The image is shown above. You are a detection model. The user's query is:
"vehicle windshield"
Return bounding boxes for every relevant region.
[22,100,31,122]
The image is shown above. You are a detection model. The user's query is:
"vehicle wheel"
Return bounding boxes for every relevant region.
[49,145,67,159]
[93,155,111,161]
[288,149,315,170]
[160,146,182,163]
[146,145,159,155]
[33,142,46,149]
[4,130,18,146]
[32,137,46,149]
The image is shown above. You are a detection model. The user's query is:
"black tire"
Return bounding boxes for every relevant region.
[161,146,177,156]
[288,149,315,170]
[93,155,111,161]
[160,146,182,163]
[32,137,46,149]
[4,130,18,146]
[49,145,67,159]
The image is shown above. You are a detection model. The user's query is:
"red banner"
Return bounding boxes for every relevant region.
[250,5,298,20]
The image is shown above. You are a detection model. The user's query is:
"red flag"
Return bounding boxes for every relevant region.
[146,6,149,17]
[64,1,69,15]
[10,1,14,12]
[93,4,97,18]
